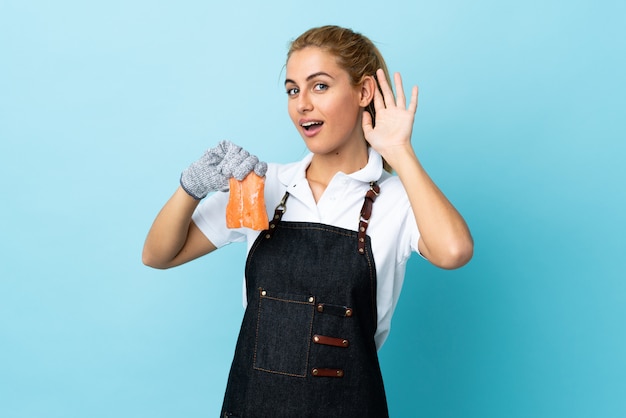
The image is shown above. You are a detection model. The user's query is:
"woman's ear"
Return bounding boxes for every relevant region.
[358,75,376,107]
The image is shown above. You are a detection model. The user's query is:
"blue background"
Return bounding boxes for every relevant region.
[1,0,625,417]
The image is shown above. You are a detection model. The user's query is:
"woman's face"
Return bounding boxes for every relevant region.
[285,47,369,157]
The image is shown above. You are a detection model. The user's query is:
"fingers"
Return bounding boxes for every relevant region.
[394,72,406,109]
[184,140,265,197]
[376,68,394,108]
[254,161,268,177]
[203,141,228,165]
[219,143,266,180]
[374,68,418,111]
[232,154,259,180]
[362,109,374,134]
[372,71,386,111]
[409,85,419,113]
[215,140,232,157]
[223,147,252,180]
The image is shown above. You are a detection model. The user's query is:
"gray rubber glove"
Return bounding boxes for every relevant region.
[180,140,268,200]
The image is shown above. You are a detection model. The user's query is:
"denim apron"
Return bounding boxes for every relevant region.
[221,183,388,417]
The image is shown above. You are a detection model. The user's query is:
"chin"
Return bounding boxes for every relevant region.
[302,140,337,156]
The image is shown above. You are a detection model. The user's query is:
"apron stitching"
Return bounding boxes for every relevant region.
[364,245,378,330]
[252,290,316,378]
[281,224,356,237]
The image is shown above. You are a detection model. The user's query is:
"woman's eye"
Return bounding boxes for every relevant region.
[286,87,299,96]
[314,83,328,91]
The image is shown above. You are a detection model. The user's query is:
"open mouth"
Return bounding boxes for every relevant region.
[301,121,323,131]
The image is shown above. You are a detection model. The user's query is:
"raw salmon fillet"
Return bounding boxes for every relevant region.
[226,173,269,231]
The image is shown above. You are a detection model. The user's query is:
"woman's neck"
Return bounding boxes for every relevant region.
[306,142,369,202]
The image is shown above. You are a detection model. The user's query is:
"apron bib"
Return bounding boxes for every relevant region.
[221,183,388,418]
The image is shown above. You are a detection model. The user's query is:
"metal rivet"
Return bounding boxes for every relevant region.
[358,248,364,253]
[345,309,353,317]
[336,370,343,377]
[313,335,320,343]
[312,368,318,376]
[265,233,271,239]
[360,226,365,232]
[342,340,349,347]
[308,296,314,303]
[274,214,280,219]
[261,290,267,296]
[317,304,324,312]
[359,237,365,242]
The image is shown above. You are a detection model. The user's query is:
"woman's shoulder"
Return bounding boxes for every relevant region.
[265,160,301,176]
[261,160,305,206]
[377,171,405,193]
[373,172,413,215]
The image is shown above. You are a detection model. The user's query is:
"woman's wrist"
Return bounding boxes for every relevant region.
[378,141,420,174]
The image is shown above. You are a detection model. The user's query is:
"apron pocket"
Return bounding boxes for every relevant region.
[253,289,315,377]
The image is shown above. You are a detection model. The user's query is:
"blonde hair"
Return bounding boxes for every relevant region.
[288,25,394,172]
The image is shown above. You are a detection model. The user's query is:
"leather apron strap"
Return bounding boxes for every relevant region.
[265,181,380,255]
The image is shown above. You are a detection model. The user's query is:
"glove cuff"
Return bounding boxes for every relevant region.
[180,172,207,200]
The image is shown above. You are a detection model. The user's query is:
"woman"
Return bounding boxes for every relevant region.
[143,25,473,417]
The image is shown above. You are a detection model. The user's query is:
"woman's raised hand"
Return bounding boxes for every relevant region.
[362,69,419,164]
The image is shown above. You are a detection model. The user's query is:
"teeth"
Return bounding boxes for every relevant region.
[302,121,322,127]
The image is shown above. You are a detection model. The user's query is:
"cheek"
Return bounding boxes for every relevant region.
[332,98,361,125]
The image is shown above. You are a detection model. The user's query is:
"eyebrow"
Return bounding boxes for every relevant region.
[284,71,334,86]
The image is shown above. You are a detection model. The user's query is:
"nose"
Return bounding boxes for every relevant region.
[297,92,312,114]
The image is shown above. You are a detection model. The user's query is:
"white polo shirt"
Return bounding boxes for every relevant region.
[192,148,421,349]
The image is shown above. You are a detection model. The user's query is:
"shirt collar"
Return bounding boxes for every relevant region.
[348,147,383,183]
[278,147,384,187]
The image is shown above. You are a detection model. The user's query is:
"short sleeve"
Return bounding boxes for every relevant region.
[398,202,422,261]
[191,190,247,248]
